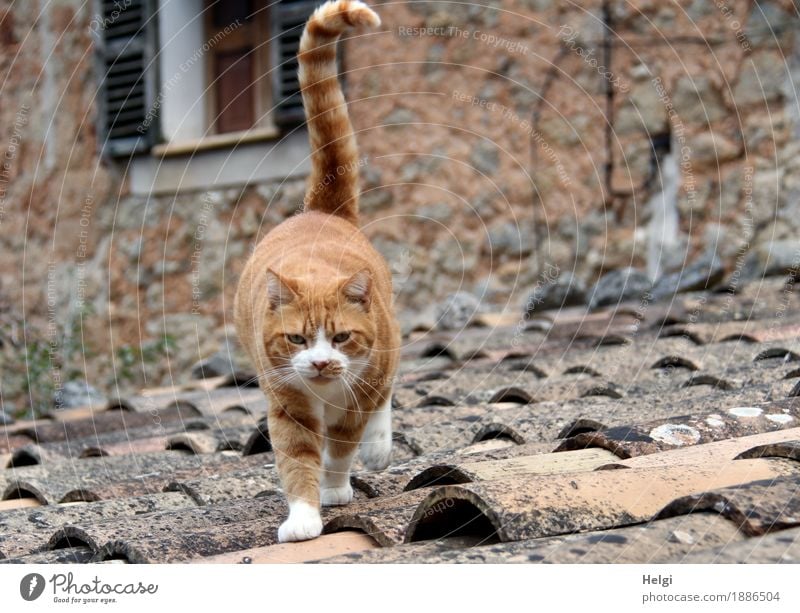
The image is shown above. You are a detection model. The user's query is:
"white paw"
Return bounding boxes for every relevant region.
[320,483,353,506]
[358,435,392,471]
[277,501,323,542]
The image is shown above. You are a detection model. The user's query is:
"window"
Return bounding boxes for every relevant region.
[94,0,160,156]
[95,0,317,157]
[204,0,270,135]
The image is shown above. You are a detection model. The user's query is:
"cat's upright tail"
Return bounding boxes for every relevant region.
[298,0,380,225]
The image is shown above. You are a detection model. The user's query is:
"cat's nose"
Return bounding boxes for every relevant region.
[312,360,330,372]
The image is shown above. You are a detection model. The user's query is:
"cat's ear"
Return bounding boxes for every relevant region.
[266,269,298,309]
[341,269,372,310]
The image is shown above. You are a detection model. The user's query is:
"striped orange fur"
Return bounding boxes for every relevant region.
[234,1,397,543]
[299,0,380,224]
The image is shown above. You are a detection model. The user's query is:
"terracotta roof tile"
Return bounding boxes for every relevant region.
[1,451,249,504]
[166,465,279,505]
[0,492,194,559]
[3,279,800,563]
[1,546,96,564]
[194,531,380,564]
[51,494,287,562]
[404,448,619,490]
[405,460,799,543]
[557,403,800,457]
[18,403,201,443]
[663,525,800,563]
[656,475,800,536]
[323,489,431,546]
[318,514,744,564]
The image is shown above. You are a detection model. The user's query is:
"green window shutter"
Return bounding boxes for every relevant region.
[271,0,318,128]
[94,0,159,156]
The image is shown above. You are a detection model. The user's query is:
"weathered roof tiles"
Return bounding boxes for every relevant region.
[1,277,799,563]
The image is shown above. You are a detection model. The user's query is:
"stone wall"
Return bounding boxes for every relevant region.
[1,0,799,415]
[345,0,800,301]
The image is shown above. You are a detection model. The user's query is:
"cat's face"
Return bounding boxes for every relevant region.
[261,270,376,389]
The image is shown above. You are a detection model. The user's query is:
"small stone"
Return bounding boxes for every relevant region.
[733,50,787,107]
[383,109,418,127]
[524,271,587,314]
[687,132,741,167]
[191,337,249,380]
[748,239,800,278]
[728,406,763,417]
[668,530,695,545]
[766,414,793,425]
[361,165,382,190]
[0,410,15,425]
[487,220,533,258]
[744,4,796,47]
[588,267,653,308]
[734,239,800,281]
[417,202,453,223]
[616,81,668,135]
[54,380,106,409]
[519,0,553,10]
[672,76,727,125]
[424,43,445,76]
[629,63,652,81]
[649,424,701,446]
[191,351,236,380]
[650,253,725,300]
[435,291,481,330]
[470,142,500,175]
[360,189,393,212]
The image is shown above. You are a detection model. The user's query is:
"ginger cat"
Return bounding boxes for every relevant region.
[234,0,398,542]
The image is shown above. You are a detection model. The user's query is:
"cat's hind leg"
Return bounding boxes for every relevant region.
[357,392,393,471]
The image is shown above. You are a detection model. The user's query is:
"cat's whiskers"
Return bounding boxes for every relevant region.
[239,364,294,387]
[343,368,383,410]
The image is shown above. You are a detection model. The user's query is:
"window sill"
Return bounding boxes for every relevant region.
[129,127,310,195]
[151,127,282,157]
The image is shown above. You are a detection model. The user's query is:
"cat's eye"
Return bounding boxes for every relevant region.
[332,332,351,343]
[287,334,306,345]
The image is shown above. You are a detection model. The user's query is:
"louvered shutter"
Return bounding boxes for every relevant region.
[271,0,317,128]
[94,0,159,156]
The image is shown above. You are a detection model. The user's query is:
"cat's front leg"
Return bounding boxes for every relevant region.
[268,399,324,543]
[320,422,364,506]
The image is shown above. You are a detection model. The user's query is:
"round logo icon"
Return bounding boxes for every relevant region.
[20,573,46,601]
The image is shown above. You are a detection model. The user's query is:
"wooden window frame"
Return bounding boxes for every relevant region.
[202,0,273,136]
